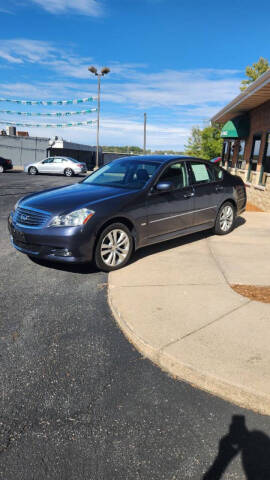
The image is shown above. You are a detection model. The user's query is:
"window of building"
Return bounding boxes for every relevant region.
[236,140,246,169]
[247,135,261,181]
[227,141,236,168]
[222,142,228,166]
[259,134,270,185]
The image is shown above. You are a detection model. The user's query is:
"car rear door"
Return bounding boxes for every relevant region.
[146,161,195,240]
[51,158,64,173]
[187,161,221,228]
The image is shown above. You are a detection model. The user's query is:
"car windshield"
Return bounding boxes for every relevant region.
[82,159,160,189]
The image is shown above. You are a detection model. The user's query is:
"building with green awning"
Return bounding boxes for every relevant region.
[211,69,270,212]
[220,115,249,139]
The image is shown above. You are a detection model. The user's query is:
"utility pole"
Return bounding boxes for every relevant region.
[143,112,147,154]
[88,66,110,170]
[96,75,101,169]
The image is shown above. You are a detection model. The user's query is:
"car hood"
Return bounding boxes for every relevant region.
[20,182,138,214]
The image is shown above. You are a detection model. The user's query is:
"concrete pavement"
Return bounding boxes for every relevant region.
[109,212,270,415]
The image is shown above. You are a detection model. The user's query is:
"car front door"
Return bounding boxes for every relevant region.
[146,161,195,240]
[187,161,220,227]
[39,158,54,173]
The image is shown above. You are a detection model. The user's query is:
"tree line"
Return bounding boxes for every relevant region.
[102,145,184,155]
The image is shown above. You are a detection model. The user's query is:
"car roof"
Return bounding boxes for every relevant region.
[114,155,210,164]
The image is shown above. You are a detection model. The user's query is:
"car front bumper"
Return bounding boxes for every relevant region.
[8,213,96,263]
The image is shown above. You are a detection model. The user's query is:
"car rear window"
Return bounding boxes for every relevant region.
[190,162,211,184]
[66,157,80,163]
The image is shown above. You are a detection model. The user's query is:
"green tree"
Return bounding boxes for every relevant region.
[184,126,202,157]
[240,57,270,91]
[184,124,222,160]
[201,125,223,160]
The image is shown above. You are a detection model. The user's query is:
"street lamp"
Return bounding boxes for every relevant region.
[88,65,110,170]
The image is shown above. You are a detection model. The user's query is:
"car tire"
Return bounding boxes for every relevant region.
[28,166,38,175]
[0,165,4,173]
[214,201,236,235]
[94,222,133,272]
[64,168,74,177]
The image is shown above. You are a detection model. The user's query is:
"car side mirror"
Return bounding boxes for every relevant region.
[155,181,173,193]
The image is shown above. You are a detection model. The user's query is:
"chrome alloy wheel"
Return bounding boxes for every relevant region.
[64,168,73,177]
[219,205,234,232]
[100,229,130,267]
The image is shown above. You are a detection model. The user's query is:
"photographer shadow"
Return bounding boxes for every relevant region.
[203,415,270,479]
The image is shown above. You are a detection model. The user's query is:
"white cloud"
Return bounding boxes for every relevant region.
[0,39,60,64]
[22,116,190,151]
[0,7,14,14]
[0,40,242,112]
[101,70,242,111]
[30,0,103,16]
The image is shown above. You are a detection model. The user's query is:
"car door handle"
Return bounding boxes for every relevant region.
[215,185,224,192]
[184,192,195,198]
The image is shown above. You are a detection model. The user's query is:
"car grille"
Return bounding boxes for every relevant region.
[14,207,51,227]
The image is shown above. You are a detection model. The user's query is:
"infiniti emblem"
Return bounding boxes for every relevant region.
[21,214,29,221]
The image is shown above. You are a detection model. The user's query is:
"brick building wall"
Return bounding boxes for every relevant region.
[244,99,270,166]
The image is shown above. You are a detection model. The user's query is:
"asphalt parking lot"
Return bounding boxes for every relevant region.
[1,171,270,480]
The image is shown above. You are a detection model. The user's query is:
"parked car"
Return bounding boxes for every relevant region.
[24,156,87,176]
[0,156,13,173]
[9,155,246,272]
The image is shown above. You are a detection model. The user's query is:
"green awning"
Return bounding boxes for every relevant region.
[221,115,249,138]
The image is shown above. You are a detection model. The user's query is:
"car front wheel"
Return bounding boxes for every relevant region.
[94,223,133,272]
[214,202,236,235]
[28,166,38,175]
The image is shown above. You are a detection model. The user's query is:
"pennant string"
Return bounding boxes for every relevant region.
[0,109,97,116]
[0,97,96,105]
[0,120,97,127]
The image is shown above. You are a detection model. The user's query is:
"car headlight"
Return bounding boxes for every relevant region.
[50,208,95,227]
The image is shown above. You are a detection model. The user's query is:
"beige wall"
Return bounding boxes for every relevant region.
[228,167,270,212]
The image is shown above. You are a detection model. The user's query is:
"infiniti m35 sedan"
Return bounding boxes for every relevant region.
[9,156,246,272]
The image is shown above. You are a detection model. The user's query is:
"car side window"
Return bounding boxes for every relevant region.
[190,162,212,184]
[53,158,63,163]
[212,165,224,181]
[42,158,53,164]
[157,162,188,190]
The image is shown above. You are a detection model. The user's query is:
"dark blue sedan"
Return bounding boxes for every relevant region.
[8,156,246,271]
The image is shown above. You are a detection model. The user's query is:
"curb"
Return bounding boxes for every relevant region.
[108,283,270,416]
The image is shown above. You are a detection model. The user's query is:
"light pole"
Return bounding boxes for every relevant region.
[143,112,147,154]
[88,65,110,170]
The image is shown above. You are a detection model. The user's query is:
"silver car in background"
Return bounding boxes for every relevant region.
[24,156,87,177]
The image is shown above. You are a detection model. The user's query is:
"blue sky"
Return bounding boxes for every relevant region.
[0,0,269,150]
